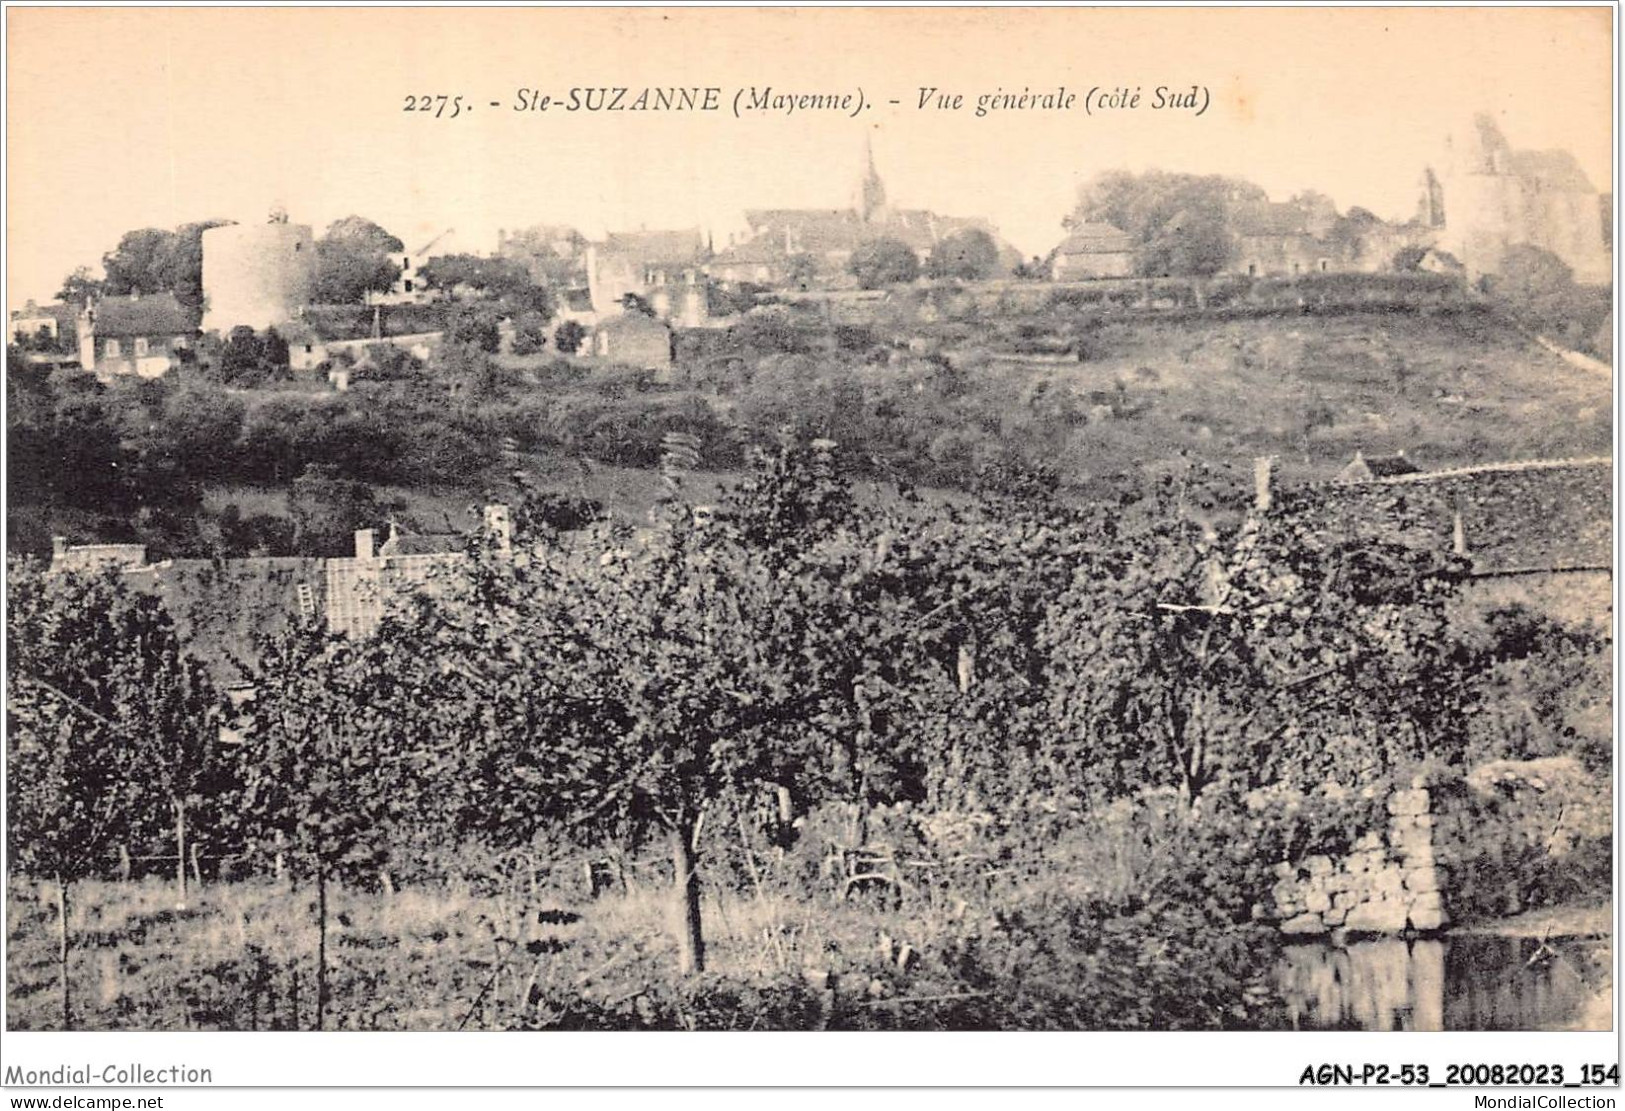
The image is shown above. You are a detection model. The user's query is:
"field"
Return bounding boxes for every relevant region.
[4,824,1289,1033]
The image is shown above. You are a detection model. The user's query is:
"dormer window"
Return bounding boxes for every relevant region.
[133,337,149,356]
[105,339,122,358]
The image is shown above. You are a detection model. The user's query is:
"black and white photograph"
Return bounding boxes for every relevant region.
[1,2,1617,1095]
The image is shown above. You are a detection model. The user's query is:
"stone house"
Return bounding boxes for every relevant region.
[1229,200,1338,277]
[10,299,78,352]
[709,235,796,287]
[1049,222,1136,280]
[586,229,710,324]
[77,292,195,379]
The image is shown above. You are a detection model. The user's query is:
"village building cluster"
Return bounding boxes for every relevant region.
[10,115,1612,386]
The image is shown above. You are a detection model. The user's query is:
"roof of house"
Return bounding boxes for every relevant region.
[12,300,74,324]
[601,229,709,266]
[744,209,865,253]
[1231,201,1313,239]
[87,292,195,337]
[121,557,327,687]
[711,236,791,266]
[1055,222,1135,255]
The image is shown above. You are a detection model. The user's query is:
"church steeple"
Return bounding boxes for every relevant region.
[855,133,888,223]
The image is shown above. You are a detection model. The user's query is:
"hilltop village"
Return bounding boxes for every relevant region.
[10,110,1612,681]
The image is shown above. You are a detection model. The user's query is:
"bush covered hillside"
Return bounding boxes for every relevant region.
[7,289,1611,561]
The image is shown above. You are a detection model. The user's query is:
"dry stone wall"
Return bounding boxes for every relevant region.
[1268,788,1448,937]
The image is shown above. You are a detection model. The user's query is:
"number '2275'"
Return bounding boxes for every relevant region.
[403,95,464,119]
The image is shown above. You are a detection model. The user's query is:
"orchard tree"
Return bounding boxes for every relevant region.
[848,238,921,289]
[407,460,831,974]
[1041,486,1478,804]
[234,621,447,1027]
[7,561,220,1026]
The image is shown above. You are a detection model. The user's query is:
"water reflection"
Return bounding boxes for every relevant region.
[1277,935,1595,1030]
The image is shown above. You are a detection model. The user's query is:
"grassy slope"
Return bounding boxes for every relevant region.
[953,310,1612,493]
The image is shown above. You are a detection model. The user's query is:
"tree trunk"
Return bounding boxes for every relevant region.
[671,824,705,975]
[174,800,188,908]
[315,864,329,1031]
[56,876,71,1030]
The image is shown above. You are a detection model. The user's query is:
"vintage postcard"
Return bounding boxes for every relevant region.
[3,3,1616,1099]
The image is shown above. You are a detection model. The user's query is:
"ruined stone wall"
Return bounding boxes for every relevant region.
[1266,759,1611,938]
[1269,787,1447,937]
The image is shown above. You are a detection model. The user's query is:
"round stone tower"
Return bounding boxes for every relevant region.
[201,211,315,333]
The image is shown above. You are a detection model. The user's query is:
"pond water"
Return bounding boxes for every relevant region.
[1276,935,1599,1031]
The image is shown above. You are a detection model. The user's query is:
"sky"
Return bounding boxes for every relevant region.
[6,6,1614,306]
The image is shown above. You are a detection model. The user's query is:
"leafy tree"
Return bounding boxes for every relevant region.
[101,228,174,297]
[402,455,842,974]
[446,304,503,353]
[314,216,404,305]
[288,463,380,556]
[99,221,231,312]
[926,228,1000,281]
[160,384,246,482]
[418,254,552,316]
[1489,245,1573,307]
[553,319,588,355]
[510,311,550,356]
[220,326,266,381]
[57,266,105,306]
[848,238,921,289]
[1068,170,1260,277]
[261,327,290,370]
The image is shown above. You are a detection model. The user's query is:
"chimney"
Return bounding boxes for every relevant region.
[51,536,68,562]
[354,528,375,560]
[1452,509,1468,556]
[1253,456,1274,512]
[484,504,512,553]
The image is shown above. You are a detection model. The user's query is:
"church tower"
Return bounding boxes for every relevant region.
[854,134,889,224]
